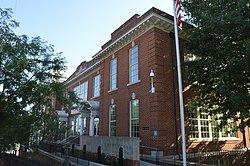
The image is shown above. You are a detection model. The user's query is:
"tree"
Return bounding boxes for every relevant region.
[0,8,67,151]
[182,0,250,147]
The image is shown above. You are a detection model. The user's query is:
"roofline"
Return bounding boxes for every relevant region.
[64,61,101,86]
[92,12,174,59]
[65,7,189,87]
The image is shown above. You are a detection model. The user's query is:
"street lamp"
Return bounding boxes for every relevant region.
[150,69,155,94]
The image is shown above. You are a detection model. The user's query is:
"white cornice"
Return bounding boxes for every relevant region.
[65,12,189,87]
[92,13,188,60]
[65,61,101,86]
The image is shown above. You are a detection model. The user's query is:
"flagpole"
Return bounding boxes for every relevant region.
[172,0,187,166]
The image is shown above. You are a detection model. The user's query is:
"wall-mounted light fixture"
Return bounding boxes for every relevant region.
[150,69,155,94]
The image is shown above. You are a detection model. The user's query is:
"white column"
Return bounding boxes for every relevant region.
[80,114,85,135]
[89,112,95,136]
[94,119,99,136]
[65,121,68,140]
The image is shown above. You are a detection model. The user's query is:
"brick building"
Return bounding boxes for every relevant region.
[62,7,250,157]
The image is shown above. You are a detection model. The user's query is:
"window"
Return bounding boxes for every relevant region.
[130,99,139,137]
[189,109,237,140]
[73,81,88,101]
[110,58,117,90]
[74,86,80,98]
[93,75,100,97]
[80,81,88,101]
[129,46,139,83]
[109,105,116,136]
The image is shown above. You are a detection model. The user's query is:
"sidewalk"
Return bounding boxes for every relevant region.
[63,154,155,166]
[41,150,155,166]
[54,152,155,166]
[140,160,157,166]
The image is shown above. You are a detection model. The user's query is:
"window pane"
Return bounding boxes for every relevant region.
[211,120,219,138]
[129,46,138,83]
[188,108,237,140]
[131,99,139,137]
[110,58,117,90]
[74,82,88,101]
[221,120,237,138]
[109,105,116,136]
[93,75,100,97]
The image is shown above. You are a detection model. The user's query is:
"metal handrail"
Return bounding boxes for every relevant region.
[56,135,79,145]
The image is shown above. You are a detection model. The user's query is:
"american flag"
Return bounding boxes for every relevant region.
[175,0,182,30]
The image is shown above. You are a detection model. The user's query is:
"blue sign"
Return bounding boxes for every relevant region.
[153,130,158,137]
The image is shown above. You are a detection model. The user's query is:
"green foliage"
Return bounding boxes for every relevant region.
[182,0,250,146]
[0,8,68,151]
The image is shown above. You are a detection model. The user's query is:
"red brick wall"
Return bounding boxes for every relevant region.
[65,24,249,155]
[98,27,182,154]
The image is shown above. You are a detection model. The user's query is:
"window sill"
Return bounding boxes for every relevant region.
[108,88,118,93]
[216,137,240,141]
[91,95,100,100]
[127,80,141,87]
[189,137,240,142]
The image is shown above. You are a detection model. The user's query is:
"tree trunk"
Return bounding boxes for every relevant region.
[242,129,247,148]
[240,120,247,149]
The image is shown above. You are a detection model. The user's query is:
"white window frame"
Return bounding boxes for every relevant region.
[189,109,238,141]
[74,81,88,101]
[73,86,80,98]
[80,81,88,101]
[130,99,139,137]
[129,46,139,84]
[93,75,100,97]
[110,58,117,90]
[109,104,116,136]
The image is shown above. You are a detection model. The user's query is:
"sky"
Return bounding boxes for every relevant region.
[0,0,173,76]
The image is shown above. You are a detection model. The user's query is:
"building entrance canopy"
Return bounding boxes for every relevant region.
[72,100,99,118]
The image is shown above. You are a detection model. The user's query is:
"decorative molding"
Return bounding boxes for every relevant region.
[132,92,136,100]
[111,98,114,105]
[92,13,188,61]
[65,12,189,87]
[65,61,101,86]
[132,41,135,47]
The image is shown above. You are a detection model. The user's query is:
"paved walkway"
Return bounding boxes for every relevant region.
[140,160,157,166]
[52,152,154,166]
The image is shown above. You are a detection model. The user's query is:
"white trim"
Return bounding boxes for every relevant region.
[65,61,101,86]
[92,74,101,98]
[129,46,139,84]
[108,88,118,93]
[189,137,240,142]
[129,101,132,137]
[127,80,141,87]
[66,12,184,86]
[189,109,238,141]
[91,95,100,100]
[92,13,174,59]
[130,99,139,137]
[109,104,116,136]
[110,58,117,90]
[109,105,111,136]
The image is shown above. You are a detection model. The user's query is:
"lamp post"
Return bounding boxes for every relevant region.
[150,69,155,94]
